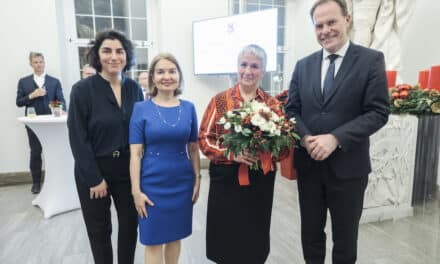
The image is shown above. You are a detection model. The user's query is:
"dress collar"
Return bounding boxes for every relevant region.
[231,83,266,102]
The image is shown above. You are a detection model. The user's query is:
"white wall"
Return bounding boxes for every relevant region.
[153,0,231,123]
[283,0,319,89]
[400,0,440,84]
[0,0,63,173]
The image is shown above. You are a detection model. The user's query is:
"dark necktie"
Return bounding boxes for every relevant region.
[323,54,339,100]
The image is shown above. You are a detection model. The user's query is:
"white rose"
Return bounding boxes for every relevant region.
[224,122,231,130]
[226,111,234,118]
[262,106,270,113]
[271,112,280,122]
[260,121,271,132]
[252,114,268,128]
[289,117,296,124]
[218,117,226,124]
[240,112,248,119]
[268,122,277,134]
[251,100,264,112]
[234,125,242,133]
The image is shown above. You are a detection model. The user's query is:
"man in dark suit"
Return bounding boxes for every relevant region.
[285,0,389,263]
[16,52,66,194]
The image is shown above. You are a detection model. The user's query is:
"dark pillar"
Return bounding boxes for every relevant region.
[412,115,440,205]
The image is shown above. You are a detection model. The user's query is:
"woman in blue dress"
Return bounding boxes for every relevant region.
[129,53,201,264]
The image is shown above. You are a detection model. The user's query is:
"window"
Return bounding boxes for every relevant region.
[232,0,286,96]
[73,0,151,79]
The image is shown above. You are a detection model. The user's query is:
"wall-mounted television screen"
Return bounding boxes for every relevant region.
[193,8,278,75]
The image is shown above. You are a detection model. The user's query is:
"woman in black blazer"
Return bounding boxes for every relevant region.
[67,30,143,264]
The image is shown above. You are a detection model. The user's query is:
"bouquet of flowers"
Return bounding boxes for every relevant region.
[390,84,440,115]
[217,100,299,175]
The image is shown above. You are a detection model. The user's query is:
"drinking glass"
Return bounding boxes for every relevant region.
[27,107,36,117]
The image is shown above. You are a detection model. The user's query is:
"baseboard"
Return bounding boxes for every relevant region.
[360,204,414,224]
[0,171,34,186]
[0,159,211,187]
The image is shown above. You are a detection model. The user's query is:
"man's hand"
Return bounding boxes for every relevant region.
[30,88,47,99]
[304,134,339,161]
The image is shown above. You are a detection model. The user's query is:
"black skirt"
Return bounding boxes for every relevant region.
[206,163,276,264]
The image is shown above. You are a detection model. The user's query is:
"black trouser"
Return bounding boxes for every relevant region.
[25,126,42,184]
[297,161,368,264]
[75,155,138,264]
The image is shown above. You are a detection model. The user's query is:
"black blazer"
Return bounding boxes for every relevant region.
[285,42,390,179]
[16,74,66,115]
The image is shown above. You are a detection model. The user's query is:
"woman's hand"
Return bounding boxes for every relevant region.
[192,177,201,204]
[132,191,154,219]
[233,150,258,166]
[89,179,108,199]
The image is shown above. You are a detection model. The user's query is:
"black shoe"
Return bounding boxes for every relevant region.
[31,183,41,194]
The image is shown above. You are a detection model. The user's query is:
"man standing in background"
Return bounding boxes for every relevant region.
[81,64,96,79]
[138,70,149,100]
[16,52,66,194]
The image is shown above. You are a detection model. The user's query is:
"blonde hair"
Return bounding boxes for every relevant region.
[148,53,183,97]
[29,52,44,62]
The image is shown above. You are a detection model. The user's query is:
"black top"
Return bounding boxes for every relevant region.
[67,73,144,187]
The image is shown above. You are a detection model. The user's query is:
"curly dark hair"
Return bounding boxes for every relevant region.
[87,30,135,73]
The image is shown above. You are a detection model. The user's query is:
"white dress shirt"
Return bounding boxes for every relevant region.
[320,40,350,92]
[33,73,46,88]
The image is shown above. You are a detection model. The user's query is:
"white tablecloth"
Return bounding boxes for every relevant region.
[18,115,80,218]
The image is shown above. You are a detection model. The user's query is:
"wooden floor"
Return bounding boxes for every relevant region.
[1,170,439,264]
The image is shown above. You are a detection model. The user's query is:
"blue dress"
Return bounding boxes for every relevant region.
[129,99,198,245]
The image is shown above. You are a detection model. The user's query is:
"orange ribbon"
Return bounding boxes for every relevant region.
[238,152,273,186]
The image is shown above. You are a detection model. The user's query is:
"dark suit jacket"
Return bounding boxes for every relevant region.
[285,42,390,179]
[16,74,66,115]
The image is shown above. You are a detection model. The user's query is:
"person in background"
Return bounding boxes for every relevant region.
[199,44,284,264]
[81,63,96,79]
[285,0,390,263]
[138,70,149,100]
[16,51,66,194]
[129,53,200,264]
[67,30,143,264]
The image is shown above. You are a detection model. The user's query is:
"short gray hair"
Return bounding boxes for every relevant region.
[237,44,267,72]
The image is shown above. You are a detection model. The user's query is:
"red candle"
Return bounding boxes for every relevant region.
[418,70,429,88]
[428,65,440,91]
[386,70,397,88]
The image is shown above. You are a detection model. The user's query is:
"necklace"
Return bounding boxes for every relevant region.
[154,101,182,127]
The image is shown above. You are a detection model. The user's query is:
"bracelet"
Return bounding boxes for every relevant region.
[195,174,202,179]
